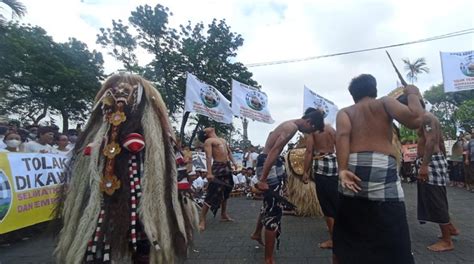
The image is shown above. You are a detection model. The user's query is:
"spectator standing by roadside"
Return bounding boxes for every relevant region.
[20,126,57,153]
[0,131,22,152]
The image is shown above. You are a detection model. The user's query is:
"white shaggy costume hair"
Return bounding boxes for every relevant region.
[55,74,195,263]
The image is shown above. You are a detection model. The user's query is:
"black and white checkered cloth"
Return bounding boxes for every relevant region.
[313,153,338,177]
[340,152,404,202]
[256,154,285,187]
[0,172,11,200]
[415,153,448,186]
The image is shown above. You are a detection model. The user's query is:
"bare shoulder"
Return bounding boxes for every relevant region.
[337,107,350,118]
[205,137,219,145]
[325,124,336,132]
[275,120,297,132]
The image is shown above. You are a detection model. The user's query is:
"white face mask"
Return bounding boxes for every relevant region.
[5,139,21,148]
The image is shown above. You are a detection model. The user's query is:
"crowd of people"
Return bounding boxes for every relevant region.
[0,121,79,155]
[2,72,473,264]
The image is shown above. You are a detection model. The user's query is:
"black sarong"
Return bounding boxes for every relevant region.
[333,196,414,264]
[417,182,449,224]
[314,175,339,218]
[204,161,234,216]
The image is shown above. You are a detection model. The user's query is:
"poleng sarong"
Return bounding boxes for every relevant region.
[416,153,450,224]
[256,153,284,249]
[204,161,234,216]
[334,152,414,264]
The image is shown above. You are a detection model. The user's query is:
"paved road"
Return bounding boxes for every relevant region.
[1,183,473,263]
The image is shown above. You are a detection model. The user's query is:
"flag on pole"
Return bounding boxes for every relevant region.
[440,50,474,92]
[184,73,233,124]
[303,86,339,124]
[231,79,274,124]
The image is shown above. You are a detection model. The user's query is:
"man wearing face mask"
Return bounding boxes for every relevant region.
[1,131,22,152]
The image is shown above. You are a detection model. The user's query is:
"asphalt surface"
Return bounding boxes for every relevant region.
[1,183,473,264]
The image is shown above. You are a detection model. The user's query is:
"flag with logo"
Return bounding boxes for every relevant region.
[231,79,274,124]
[303,86,339,124]
[184,73,233,124]
[440,50,474,92]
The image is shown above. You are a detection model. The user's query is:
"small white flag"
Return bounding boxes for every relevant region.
[231,79,274,124]
[184,73,233,124]
[303,86,339,124]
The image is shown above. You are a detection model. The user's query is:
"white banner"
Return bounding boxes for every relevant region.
[440,51,474,92]
[231,79,274,124]
[8,153,69,192]
[303,86,339,124]
[184,73,233,124]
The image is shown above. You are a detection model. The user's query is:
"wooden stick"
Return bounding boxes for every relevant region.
[385,50,408,87]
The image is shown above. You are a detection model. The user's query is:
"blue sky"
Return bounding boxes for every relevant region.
[16,0,474,145]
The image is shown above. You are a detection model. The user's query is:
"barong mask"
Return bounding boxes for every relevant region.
[55,74,194,264]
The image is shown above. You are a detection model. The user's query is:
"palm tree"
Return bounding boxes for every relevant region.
[0,0,27,25]
[402,57,430,84]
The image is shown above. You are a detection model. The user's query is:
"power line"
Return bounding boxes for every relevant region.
[245,28,474,67]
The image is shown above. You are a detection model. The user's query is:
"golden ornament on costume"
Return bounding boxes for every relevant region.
[287,148,306,176]
[100,174,121,195]
[102,95,114,106]
[387,87,404,98]
[103,142,121,159]
[109,111,126,126]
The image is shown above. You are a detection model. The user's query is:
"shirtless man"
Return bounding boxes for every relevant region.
[197,127,238,231]
[398,95,460,252]
[251,107,325,264]
[303,123,338,249]
[334,74,424,264]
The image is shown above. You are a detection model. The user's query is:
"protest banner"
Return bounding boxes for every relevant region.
[401,144,417,162]
[0,153,69,234]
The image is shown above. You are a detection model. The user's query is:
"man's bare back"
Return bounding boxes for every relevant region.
[313,124,336,154]
[342,97,395,157]
[262,120,299,155]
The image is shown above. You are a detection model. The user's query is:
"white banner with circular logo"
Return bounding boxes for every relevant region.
[303,86,339,125]
[440,50,474,93]
[184,73,233,124]
[231,79,274,124]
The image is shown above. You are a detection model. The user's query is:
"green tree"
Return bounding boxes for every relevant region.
[0,23,104,131]
[97,4,259,146]
[177,19,259,146]
[454,99,474,131]
[424,83,474,138]
[0,0,26,25]
[399,125,417,143]
[402,57,429,84]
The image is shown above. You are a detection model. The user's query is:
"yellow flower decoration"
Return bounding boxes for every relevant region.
[109,111,126,126]
[100,174,121,195]
[103,142,121,159]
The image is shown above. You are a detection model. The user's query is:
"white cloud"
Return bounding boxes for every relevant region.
[18,0,474,145]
